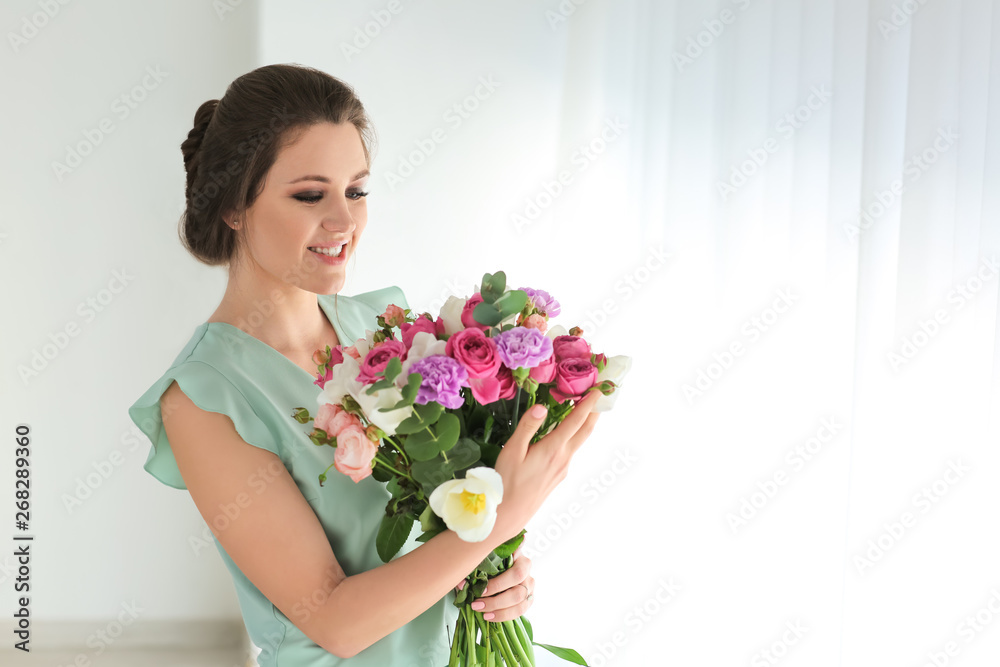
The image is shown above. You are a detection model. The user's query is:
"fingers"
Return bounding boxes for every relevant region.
[546,390,602,447]
[566,410,601,455]
[472,574,535,622]
[481,553,531,597]
[504,403,549,464]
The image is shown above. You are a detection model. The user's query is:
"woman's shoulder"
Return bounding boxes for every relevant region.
[326,285,409,313]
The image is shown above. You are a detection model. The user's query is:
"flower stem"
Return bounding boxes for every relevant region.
[503,619,533,666]
[513,617,535,663]
[466,606,478,666]
[373,452,414,482]
[490,623,518,666]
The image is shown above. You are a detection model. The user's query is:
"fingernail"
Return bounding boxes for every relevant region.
[471,601,486,610]
[483,612,495,620]
[530,404,546,418]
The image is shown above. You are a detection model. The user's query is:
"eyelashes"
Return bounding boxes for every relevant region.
[293,190,369,204]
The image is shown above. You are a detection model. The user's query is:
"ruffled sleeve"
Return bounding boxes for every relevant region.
[350,285,411,316]
[127,359,282,490]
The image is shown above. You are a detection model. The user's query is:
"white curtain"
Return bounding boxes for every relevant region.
[538,0,1000,664]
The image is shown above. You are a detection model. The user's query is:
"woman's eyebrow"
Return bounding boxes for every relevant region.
[286,169,369,184]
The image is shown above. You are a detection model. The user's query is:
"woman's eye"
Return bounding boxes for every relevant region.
[347,190,370,201]
[293,192,322,203]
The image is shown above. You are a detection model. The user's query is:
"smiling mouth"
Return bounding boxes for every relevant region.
[308,244,346,257]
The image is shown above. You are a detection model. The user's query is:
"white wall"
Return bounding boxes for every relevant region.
[1,0,259,642]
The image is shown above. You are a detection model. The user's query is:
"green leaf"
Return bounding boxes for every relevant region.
[521,615,533,642]
[365,377,395,394]
[488,271,507,297]
[376,512,414,563]
[395,402,444,435]
[383,356,402,382]
[415,526,445,543]
[443,437,481,470]
[410,455,455,489]
[435,413,461,451]
[494,289,528,318]
[370,464,392,483]
[534,643,589,665]
[386,372,422,410]
[492,529,525,559]
[473,301,502,326]
[386,476,403,498]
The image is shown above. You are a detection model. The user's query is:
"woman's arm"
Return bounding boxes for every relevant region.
[161,380,502,659]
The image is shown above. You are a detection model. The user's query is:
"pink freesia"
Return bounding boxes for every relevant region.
[314,402,344,435]
[445,328,502,378]
[549,358,599,403]
[357,339,406,384]
[401,314,437,349]
[333,425,378,483]
[460,293,490,332]
[469,377,501,404]
[552,335,591,361]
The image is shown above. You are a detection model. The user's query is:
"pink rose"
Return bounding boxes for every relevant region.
[381,304,407,328]
[401,314,437,349]
[445,328,501,378]
[549,358,598,403]
[357,339,406,384]
[460,293,490,331]
[496,365,517,400]
[328,409,363,437]
[343,345,361,361]
[552,335,591,361]
[522,313,548,333]
[528,354,557,383]
[314,402,344,435]
[333,425,378,483]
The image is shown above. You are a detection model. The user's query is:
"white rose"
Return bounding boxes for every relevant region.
[397,331,448,386]
[439,295,468,336]
[428,467,504,542]
[592,354,632,412]
[318,354,362,406]
[350,382,413,437]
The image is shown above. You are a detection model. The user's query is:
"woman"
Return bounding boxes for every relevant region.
[128,63,602,665]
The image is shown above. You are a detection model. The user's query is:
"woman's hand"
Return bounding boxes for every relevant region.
[454,546,534,622]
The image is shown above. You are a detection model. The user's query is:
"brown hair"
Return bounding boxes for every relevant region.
[178,63,376,267]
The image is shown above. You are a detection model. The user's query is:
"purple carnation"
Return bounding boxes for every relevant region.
[519,287,561,317]
[408,355,469,409]
[493,327,554,370]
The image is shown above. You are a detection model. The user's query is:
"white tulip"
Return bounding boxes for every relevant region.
[592,354,632,412]
[428,467,504,542]
[439,295,468,336]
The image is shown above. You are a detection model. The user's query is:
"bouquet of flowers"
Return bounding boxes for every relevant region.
[292,271,630,666]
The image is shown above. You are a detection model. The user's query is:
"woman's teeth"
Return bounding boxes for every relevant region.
[309,245,344,257]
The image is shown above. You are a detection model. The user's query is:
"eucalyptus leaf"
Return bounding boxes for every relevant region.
[494,289,528,317]
[443,437,481,470]
[395,401,444,434]
[375,512,414,563]
[435,413,461,452]
[473,301,502,326]
[411,455,455,490]
[365,377,395,395]
[383,356,402,382]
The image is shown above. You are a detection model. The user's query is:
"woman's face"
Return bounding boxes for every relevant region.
[232,121,370,295]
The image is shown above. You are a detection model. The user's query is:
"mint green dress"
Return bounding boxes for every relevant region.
[128,286,459,666]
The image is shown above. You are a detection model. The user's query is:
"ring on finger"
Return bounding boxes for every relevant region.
[518,582,534,602]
